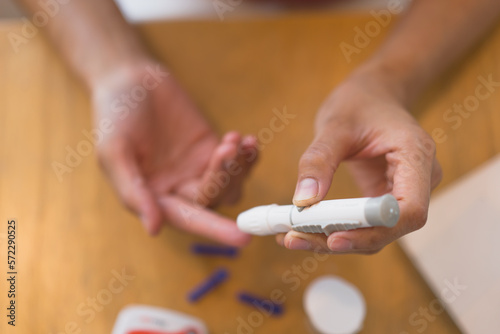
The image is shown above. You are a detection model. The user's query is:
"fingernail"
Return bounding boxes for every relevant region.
[294,178,318,202]
[328,237,353,252]
[288,237,311,250]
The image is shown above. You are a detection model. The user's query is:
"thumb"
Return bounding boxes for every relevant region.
[293,129,352,207]
[99,142,163,235]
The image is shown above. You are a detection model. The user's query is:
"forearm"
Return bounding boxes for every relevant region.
[357,0,500,106]
[16,0,152,88]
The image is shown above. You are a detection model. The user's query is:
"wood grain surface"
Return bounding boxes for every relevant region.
[1,11,498,333]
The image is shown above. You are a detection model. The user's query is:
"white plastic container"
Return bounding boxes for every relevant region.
[112,305,208,334]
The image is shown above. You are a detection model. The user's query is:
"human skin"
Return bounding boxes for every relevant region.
[16,0,500,252]
[277,0,500,254]
[16,0,258,246]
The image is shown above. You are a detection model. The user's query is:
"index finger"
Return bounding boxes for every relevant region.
[159,195,252,247]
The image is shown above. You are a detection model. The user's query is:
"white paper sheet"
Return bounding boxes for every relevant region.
[400,155,500,334]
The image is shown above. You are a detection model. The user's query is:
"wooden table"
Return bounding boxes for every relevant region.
[1,11,499,333]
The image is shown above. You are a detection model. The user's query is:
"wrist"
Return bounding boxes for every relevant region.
[89,58,171,122]
[86,55,160,91]
[349,59,422,108]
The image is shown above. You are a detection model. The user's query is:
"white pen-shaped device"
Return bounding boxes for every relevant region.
[237,194,400,236]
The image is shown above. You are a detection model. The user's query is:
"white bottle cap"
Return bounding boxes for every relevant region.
[304,276,366,334]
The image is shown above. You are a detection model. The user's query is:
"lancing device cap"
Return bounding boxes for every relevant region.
[235,205,274,235]
[364,194,399,228]
[236,204,292,236]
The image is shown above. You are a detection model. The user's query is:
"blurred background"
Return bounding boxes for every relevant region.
[0,0,397,21]
[0,0,499,333]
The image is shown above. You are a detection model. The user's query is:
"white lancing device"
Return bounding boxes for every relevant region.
[237,194,400,236]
